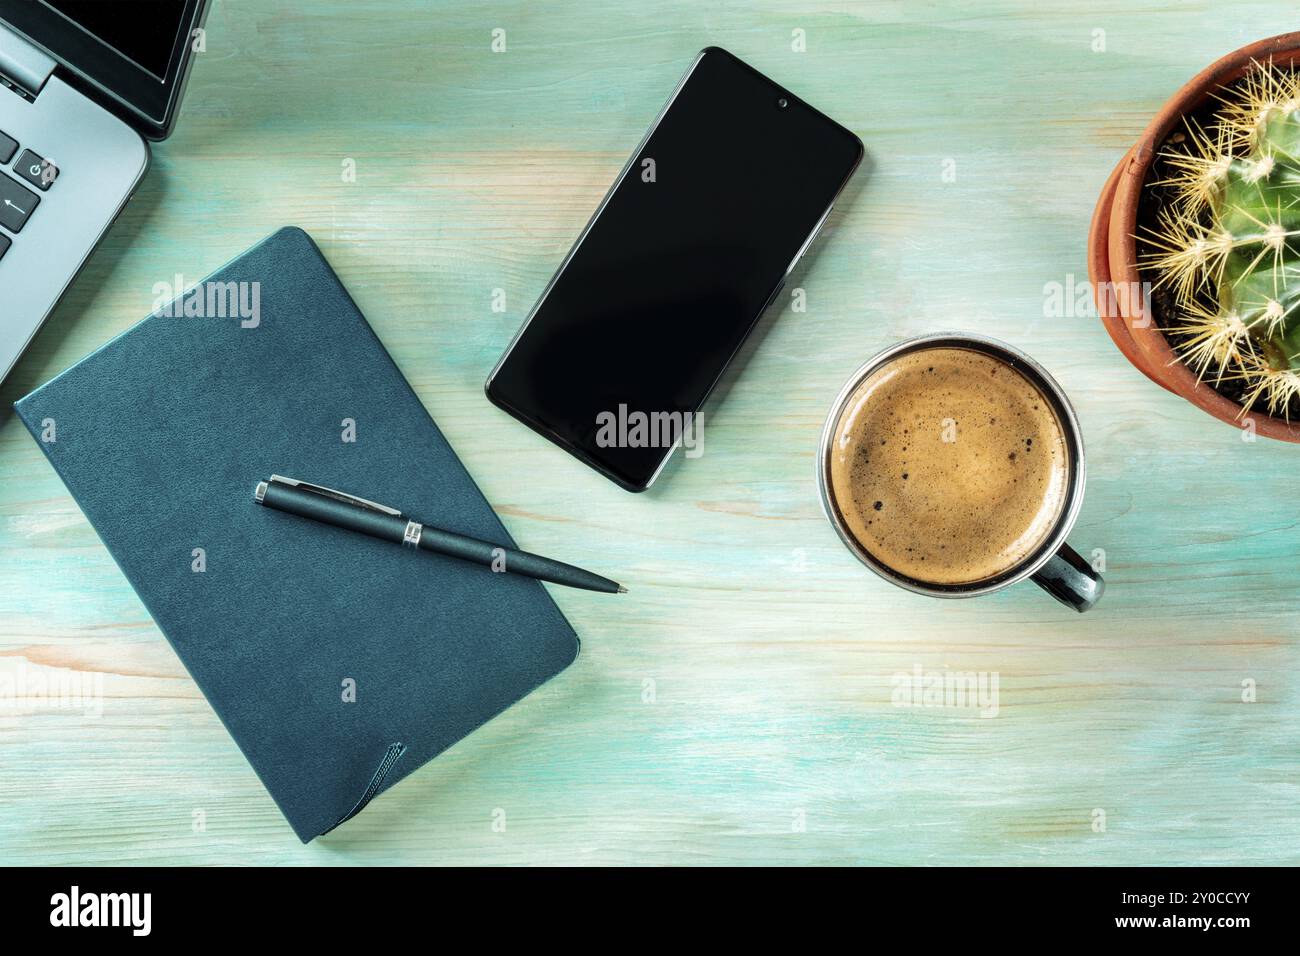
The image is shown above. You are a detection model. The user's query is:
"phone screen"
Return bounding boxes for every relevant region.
[486,47,863,491]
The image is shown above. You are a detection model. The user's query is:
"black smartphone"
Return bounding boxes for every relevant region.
[486,47,863,491]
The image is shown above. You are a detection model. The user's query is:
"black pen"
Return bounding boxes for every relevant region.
[253,475,626,594]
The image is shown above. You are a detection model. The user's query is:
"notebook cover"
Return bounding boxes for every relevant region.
[14,227,580,842]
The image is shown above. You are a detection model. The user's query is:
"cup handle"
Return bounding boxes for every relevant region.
[1031,542,1104,612]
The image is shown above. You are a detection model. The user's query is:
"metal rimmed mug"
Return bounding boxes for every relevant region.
[816,332,1104,612]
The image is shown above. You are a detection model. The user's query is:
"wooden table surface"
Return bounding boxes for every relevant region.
[3,0,1297,866]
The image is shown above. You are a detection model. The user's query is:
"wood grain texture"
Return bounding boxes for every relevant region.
[2,0,1298,866]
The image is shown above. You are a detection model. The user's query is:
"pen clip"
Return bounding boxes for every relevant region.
[267,475,403,516]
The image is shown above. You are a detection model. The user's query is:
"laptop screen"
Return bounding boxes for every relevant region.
[43,1,188,82]
[0,0,206,138]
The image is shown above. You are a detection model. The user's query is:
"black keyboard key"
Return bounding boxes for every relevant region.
[0,174,39,232]
[0,131,15,164]
[0,232,9,261]
[15,149,57,190]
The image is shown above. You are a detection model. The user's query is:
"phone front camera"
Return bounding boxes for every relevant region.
[777,97,789,109]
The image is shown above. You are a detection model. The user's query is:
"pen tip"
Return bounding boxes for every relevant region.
[617,585,628,594]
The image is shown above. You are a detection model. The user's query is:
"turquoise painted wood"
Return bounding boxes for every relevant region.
[2,0,1298,865]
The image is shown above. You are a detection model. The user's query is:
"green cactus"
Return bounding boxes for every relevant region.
[1143,62,1300,416]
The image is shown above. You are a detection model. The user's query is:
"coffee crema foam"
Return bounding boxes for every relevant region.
[828,347,1069,586]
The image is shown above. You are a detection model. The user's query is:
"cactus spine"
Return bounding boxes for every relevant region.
[1143,62,1300,417]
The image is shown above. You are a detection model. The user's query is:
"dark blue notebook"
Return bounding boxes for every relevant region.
[14,227,580,842]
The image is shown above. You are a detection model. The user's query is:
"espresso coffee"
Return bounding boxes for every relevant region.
[827,347,1070,586]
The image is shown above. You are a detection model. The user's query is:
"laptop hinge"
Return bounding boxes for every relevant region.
[0,26,57,99]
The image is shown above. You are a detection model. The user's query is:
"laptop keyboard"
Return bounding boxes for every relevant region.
[0,129,57,260]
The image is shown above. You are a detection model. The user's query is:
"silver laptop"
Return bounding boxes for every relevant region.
[0,0,208,382]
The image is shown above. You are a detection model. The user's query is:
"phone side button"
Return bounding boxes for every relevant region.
[787,203,835,274]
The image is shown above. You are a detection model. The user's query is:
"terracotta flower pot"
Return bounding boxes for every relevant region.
[1087,31,1300,442]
